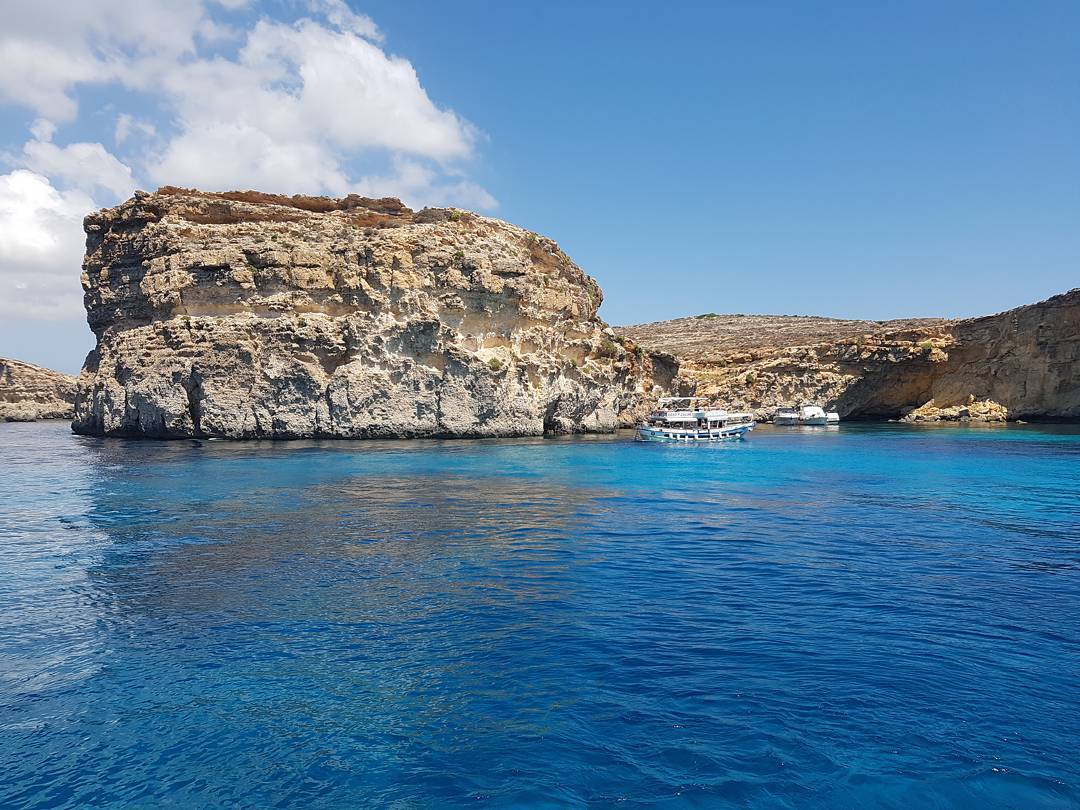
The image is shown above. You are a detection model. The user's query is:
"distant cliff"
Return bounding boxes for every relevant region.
[618,289,1080,422]
[74,188,676,438]
[0,358,76,421]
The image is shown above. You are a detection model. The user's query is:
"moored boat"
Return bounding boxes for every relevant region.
[773,404,840,426]
[638,397,755,442]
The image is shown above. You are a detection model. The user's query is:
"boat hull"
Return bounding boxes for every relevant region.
[637,423,754,442]
[774,415,828,426]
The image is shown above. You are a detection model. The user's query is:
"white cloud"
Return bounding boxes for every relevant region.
[0,0,496,322]
[305,0,382,40]
[21,138,135,199]
[354,157,498,211]
[114,114,156,145]
[0,39,107,122]
[150,120,349,195]
[147,18,477,193]
[30,119,57,142]
[0,170,92,319]
[2,2,486,200]
[0,0,208,121]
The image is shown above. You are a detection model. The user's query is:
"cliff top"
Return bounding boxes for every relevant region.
[616,313,947,362]
[617,288,1080,364]
[90,187,476,230]
[0,357,76,383]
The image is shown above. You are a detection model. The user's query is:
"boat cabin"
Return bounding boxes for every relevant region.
[645,397,754,434]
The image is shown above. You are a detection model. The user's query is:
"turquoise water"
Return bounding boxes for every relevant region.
[1,421,1078,808]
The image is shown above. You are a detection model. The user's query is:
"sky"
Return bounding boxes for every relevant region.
[1,0,1077,374]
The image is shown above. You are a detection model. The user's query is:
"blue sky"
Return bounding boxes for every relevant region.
[1,1,1077,373]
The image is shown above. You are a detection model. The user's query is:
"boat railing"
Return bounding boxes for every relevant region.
[649,412,755,424]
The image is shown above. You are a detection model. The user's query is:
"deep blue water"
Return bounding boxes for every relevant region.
[1,421,1078,808]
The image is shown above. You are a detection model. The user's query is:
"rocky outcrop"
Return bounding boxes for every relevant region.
[1,358,77,421]
[617,289,1080,422]
[73,188,676,439]
[900,397,1008,423]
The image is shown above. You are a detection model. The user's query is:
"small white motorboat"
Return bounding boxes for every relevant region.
[637,397,755,442]
[773,404,840,426]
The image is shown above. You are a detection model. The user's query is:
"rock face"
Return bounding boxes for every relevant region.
[617,289,1080,422]
[73,188,676,439]
[0,358,77,421]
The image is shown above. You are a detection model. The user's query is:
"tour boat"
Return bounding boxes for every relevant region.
[773,404,840,426]
[637,397,755,442]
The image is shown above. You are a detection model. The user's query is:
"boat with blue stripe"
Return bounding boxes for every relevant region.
[637,397,755,442]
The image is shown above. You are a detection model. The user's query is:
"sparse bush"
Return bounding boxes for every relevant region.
[744,372,756,386]
[595,339,620,360]
[696,313,720,319]
[918,340,934,354]
[587,284,603,308]
[487,357,503,372]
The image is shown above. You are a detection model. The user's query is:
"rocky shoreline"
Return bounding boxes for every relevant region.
[618,289,1080,424]
[0,358,76,422]
[2,189,1075,435]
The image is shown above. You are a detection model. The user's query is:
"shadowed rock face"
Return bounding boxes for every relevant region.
[0,358,76,421]
[73,188,677,439]
[617,289,1080,422]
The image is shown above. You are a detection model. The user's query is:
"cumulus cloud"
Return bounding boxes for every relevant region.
[0,170,91,319]
[0,0,209,121]
[0,0,495,322]
[22,138,135,199]
[354,157,498,211]
[114,114,156,145]
[148,18,477,194]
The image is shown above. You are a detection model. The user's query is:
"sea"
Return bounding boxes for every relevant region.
[1,420,1078,808]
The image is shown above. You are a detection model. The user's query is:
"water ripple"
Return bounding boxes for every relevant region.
[0,421,1078,807]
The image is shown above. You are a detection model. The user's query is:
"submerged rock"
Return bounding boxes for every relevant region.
[0,358,77,421]
[73,188,677,439]
[618,289,1080,422]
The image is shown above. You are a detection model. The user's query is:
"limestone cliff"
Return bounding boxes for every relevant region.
[1,358,77,421]
[617,290,1080,422]
[73,189,676,438]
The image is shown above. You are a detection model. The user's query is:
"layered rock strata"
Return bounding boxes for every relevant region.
[618,289,1080,421]
[0,358,77,421]
[74,189,677,438]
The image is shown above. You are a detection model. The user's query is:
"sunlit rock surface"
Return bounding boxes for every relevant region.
[74,189,677,438]
[0,358,76,422]
[618,290,1080,421]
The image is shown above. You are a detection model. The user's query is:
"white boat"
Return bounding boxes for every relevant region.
[773,404,840,426]
[638,397,755,442]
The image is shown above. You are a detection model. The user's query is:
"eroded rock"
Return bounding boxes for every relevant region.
[73,188,678,438]
[1,358,77,421]
[618,290,1080,422]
